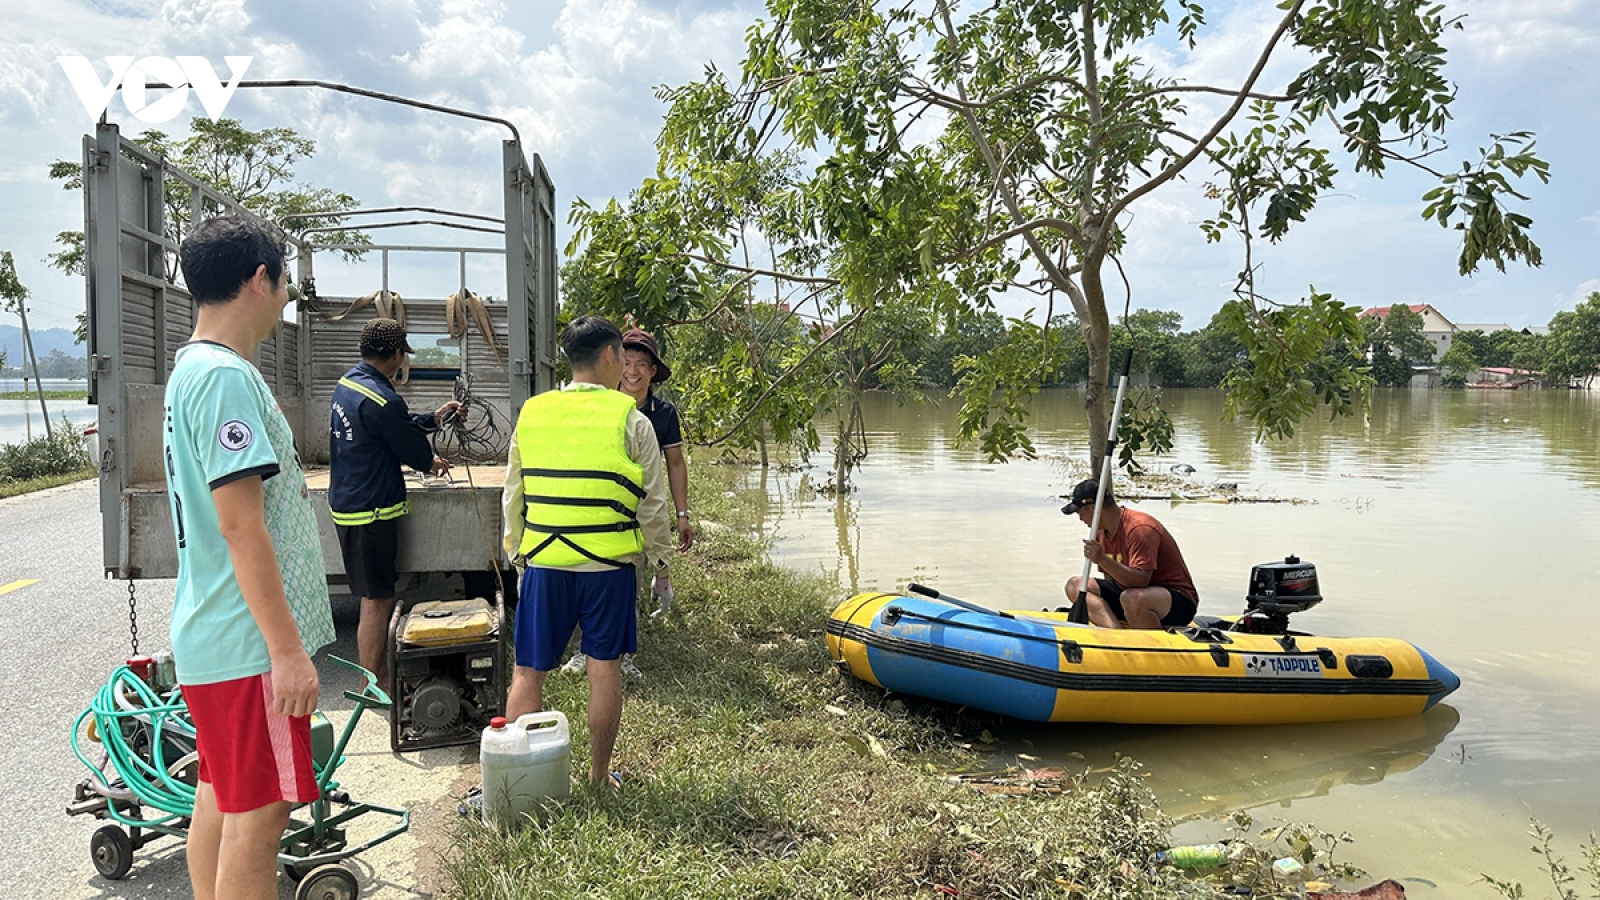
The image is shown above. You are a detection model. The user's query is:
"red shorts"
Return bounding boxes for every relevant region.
[181,673,320,813]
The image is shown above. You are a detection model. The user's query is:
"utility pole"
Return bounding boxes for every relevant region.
[1,251,51,439]
[17,298,52,439]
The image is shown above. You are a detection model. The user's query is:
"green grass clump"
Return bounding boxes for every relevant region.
[0,418,93,488]
[0,467,95,499]
[444,463,1178,899]
[0,390,88,400]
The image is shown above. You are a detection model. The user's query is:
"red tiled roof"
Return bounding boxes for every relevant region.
[1359,304,1433,319]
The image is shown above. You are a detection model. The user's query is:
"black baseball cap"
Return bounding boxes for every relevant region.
[360,317,413,357]
[1062,479,1109,515]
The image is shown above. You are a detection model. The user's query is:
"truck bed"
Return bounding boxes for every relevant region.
[119,466,509,579]
[299,464,508,492]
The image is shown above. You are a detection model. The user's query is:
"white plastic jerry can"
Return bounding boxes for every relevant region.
[479,711,571,827]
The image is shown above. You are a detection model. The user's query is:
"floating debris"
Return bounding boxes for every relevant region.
[949,765,1072,796]
[1309,880,1408,900]
[1057,469,1313,506]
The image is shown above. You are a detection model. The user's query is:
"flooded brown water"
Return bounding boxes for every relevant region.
[739,387,1600,896]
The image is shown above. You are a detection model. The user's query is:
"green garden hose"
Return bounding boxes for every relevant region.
[71,666,196,825]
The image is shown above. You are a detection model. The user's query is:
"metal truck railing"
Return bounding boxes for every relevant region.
[83,111,558,581]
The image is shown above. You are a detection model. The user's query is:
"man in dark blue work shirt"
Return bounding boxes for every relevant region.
[329,317,460,685]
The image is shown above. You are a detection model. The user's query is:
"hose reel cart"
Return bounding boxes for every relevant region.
[68,650,409,900]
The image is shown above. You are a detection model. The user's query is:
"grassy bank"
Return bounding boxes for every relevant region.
[443,464,1354,900]
[0,390,88,400]
[0,467,95,499]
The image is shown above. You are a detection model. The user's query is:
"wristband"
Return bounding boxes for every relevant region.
[677,511,690,518]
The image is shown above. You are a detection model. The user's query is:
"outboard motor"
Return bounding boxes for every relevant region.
[1235,555,1322,634]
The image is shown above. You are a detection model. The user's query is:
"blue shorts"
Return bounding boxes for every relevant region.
[514,566,638,671]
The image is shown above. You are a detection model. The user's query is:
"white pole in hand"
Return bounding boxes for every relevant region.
[1070,348,1134,625]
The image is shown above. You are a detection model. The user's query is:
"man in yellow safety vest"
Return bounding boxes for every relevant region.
[500,314,672,788]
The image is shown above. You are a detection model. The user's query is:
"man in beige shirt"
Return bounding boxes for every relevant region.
[500,315,671,788]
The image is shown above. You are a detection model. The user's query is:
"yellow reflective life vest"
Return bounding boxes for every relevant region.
[515,387,646,568]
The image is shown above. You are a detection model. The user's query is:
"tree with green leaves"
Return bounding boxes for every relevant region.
[903,308,1009,388]
[1451,327,1546,377]
[1439,339,1477,388]
[1363,304,1436,387]
[1451,329,1495,368]
[1179,308,1248,388]
[569,0,1546,474]
[0,251,23,332]
[1507,330,1548,375]
[1544,292,1600,388]
[1115,309,1189,388]
[49,117,368,341]
[821,303,935,490]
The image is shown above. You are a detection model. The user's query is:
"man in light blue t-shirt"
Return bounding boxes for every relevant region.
[163,216,333,900]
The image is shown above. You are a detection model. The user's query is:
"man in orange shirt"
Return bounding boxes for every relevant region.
[1063,479,1199,629]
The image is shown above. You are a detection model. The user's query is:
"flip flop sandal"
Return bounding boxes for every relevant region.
[606,771,623,791]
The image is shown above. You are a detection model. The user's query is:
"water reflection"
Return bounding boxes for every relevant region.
[1008,704,1461,821]
[0,378,96,448]
[0,400,97,447]
[1167,387,1600,490]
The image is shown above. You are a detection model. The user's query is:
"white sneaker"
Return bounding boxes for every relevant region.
[620,654,644,680]
[559,654,587,676]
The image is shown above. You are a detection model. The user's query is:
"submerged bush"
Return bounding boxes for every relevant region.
[0,418,91,483]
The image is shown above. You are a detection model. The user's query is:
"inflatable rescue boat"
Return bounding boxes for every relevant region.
[826,557,1460,725]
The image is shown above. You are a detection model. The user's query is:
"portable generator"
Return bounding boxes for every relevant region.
[387,595,507,752]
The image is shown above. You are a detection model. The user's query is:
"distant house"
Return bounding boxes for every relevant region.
[1359,304,1456,361]
[1357,306,1562,388]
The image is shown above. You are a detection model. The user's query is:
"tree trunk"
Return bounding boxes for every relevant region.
[1080,250,1111,475]
[832,386,865,493]
[833,414,851,494]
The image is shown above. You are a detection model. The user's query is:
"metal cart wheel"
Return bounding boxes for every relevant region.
[295,863,359,900]
[282,859,317,882]
[90,825,134,880]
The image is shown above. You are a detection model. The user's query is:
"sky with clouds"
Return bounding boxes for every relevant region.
[0,0,1596,338]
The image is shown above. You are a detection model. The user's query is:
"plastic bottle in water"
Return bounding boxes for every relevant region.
[1153,843,1229,868]
[479,711,570,828]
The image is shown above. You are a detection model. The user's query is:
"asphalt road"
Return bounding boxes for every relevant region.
[0,480,475,899]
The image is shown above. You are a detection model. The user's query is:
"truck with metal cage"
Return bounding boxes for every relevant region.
[80,115,558,593]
